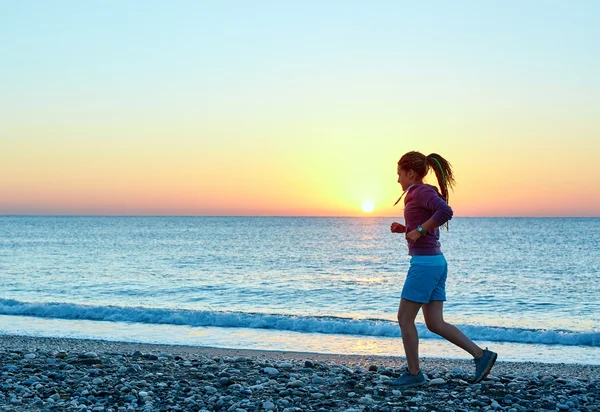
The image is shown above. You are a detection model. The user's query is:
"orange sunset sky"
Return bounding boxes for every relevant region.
[1,1,599,217]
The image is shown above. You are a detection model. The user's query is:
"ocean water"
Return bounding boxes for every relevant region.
[0,216,599,365]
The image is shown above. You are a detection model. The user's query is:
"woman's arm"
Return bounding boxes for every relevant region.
[390,222,406,233]
[405,218,438,242]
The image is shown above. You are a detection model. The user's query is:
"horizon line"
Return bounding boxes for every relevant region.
[1,214,599,219]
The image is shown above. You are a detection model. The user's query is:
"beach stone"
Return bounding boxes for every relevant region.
[128,364,142,372]
[204,385,218,394]
[429,369,442,378]
[75,357,102,365]
[378,374,391,382]
[263,367,279,376]
[23,377,39,385]
[1,336,600,412]
[262,400,275,410]
[24,353,36,359]
[358,395,376,405]
[87,368,102,376]
[219,377,233,386]
[288,380,303,388]
[312,376,326,384]
[379,368,393,377]
[408,395,423,404]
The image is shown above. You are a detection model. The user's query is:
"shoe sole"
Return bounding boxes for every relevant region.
[473,352,497,384]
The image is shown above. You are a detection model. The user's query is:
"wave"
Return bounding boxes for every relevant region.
[1,298,598,347]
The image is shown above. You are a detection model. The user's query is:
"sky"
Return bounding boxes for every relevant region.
[1,0,599,217]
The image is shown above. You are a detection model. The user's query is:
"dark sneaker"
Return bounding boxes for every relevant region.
[473,348,497,383]
[389,366,426,388]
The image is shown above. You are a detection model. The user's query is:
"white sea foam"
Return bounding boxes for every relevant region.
[1,298,597,347]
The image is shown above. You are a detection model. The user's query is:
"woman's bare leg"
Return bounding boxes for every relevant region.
[397,298,423,374]
[422,300,484,358]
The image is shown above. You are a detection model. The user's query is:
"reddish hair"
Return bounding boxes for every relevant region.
[398,151,455,204]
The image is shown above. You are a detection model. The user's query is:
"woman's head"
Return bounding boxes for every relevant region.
[397,151,455,203]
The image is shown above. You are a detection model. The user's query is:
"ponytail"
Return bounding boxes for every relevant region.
[425,153,455,204]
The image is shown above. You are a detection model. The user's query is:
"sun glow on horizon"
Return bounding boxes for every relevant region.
[361,200,375,213]
[1,2,599,217]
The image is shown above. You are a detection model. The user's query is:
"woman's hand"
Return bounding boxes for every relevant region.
[390,222,406,233]
[405,229,422,243]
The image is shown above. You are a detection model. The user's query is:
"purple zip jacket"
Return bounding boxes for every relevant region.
[403,183,453,256]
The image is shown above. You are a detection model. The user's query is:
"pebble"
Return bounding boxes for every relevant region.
[262,400,275,410]
[83,351,98,358]
[312,376,326,384]
[0,335,599,412]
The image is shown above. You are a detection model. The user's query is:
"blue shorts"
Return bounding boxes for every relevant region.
[401,254,447,304]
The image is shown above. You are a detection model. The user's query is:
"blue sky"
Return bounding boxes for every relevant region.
[1,1,599,216]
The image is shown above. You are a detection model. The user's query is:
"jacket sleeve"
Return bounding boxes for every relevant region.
[420,186,453,226]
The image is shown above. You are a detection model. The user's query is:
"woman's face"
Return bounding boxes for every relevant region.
[397,165,416,191]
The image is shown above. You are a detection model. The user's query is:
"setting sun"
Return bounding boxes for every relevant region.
[361,200,375,213]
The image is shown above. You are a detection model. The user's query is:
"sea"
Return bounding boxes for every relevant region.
[1,216,599,365]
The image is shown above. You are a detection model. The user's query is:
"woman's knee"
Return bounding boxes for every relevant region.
[397,298,421,328]
[397,311,415,328]
[425,319,445,334]
[396,311,404,326]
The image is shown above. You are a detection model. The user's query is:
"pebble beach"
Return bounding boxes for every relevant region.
[1,335,598,412]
